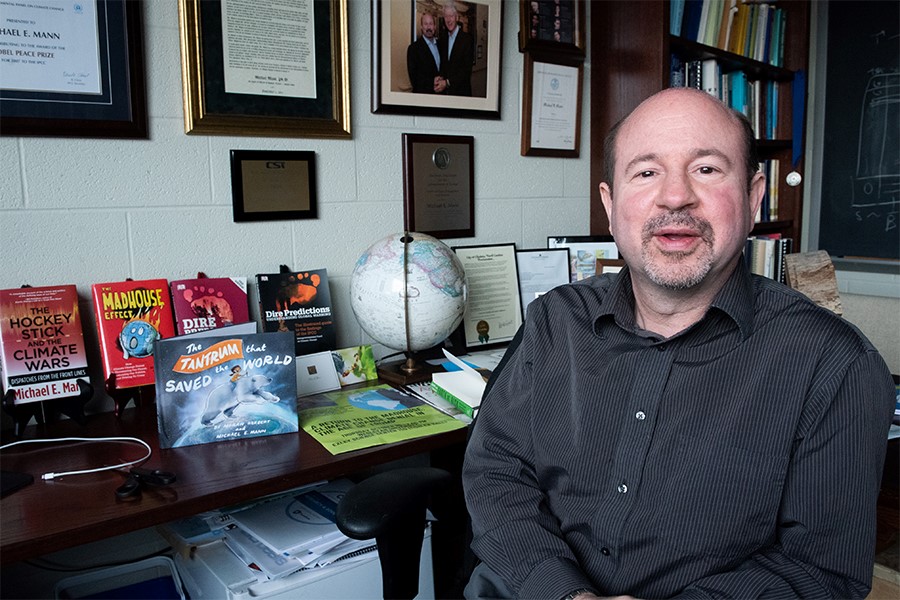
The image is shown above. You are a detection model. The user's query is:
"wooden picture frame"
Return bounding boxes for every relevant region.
[230,150,317,222]
[403,133,475,239]
[0,0,147,139]
[371,0,503,119]
[178,0,350,138]
[452,243,523,351]
[518,0,586,56]
[521,52,584,157]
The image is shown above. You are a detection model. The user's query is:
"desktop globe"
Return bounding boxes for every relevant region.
[350,232,467,382]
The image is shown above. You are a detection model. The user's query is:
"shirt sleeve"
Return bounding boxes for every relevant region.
[672,348,895,599]
[463,323,597,598]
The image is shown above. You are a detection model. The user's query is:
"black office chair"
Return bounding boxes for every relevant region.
[336,466,453,599]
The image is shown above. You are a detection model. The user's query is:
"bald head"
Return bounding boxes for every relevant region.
[603,88,758,192]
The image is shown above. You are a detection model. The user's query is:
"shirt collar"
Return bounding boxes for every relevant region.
[594,260,756,340]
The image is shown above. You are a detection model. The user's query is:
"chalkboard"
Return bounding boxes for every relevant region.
[818,0,899,260]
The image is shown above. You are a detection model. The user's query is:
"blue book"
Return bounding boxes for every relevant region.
[670,0,686,36]
[681,0,703,40]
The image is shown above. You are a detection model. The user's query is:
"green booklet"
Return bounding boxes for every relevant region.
[298,384,466,454]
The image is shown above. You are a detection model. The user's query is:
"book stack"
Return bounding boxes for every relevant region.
[744,235,793,283]
[672,0,786,66]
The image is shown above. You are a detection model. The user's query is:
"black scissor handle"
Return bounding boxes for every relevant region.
[115,476,142,499]
[131,468,177,486]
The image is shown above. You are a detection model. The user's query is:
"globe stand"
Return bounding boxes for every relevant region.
[377,354,440,386]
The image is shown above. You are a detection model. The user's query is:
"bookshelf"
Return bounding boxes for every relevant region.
[589,0,810,247]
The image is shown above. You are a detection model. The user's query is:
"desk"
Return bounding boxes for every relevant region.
[0,401,467,566]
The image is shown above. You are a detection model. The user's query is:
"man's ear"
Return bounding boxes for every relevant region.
[747,172,766,231]
[599,182,615,236]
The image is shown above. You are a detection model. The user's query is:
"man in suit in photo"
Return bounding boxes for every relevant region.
[435,4,474,96]
[406,11,441,94]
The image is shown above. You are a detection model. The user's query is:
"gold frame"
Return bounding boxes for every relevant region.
[178,0,350,138]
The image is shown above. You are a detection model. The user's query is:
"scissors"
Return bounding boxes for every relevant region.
[115,467,177,500]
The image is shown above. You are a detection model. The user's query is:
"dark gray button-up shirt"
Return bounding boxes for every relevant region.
[463,262,894,599]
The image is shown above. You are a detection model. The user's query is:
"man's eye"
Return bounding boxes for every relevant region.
[638,170,655,178]
[697,166,718,175]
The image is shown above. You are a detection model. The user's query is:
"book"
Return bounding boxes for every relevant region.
[429,349,488,418]
[154,330,298,449]
[330,345,377,386]
[170,276,250,335]
[256,269,336,356]
[0,285,89,403]
[91,278,176,388]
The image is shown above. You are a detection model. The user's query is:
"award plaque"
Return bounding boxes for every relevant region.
[402,134,475,238]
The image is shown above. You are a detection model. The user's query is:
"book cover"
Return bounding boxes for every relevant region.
[154,331,298,449]
[256,270,336,356]
[170,276,250,335]
[331,345,377,387]
[0,285,89,403]
[91,278,175,388]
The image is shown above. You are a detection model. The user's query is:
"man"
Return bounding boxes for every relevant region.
[462,88,895,599]
[406,11,441,94]
[435,4,473,96]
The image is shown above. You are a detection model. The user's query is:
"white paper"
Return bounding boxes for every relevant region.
[530,61,579,150]
[221,0,317,98]
[0,0,102,94]
[516,249,570,317]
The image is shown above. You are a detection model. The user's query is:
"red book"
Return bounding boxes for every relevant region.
[170,276,250,335]
[0,285,89,403]
[91,278,176,388]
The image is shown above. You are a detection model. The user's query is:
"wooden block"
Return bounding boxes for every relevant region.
[784,250,843,316]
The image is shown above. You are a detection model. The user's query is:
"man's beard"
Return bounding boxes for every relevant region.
[640,211,715,290]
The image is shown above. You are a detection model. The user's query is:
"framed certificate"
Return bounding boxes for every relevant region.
[521,53,584,157]
[178,0,350,138]
[230,150,317,222]
[403,133,475,238]
[452,243,522,350]
[0,0,147,138]
[515,247,571,318]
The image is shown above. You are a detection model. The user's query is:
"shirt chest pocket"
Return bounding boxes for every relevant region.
[655,434,788,560]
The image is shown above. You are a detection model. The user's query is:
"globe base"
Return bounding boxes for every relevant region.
[376,355,440,386]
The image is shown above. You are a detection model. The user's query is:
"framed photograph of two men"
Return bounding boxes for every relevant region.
[178,0,351,138]
[372,0,503,119]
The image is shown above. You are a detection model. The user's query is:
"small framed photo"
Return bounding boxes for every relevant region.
[521,53,584,157]
[518,0,586,56]
[403,133,475,238]
[547,235,619,281]
[296,351,342,397]
[452,243,522,350]
[371,0,503,119]
[230,150,317,223]
[596,258,626,275]
[515,247,571,318]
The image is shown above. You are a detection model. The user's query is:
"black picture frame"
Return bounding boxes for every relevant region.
[0,0,147,139]
[230,150,317,223]
[371,0,503,119]
[403,133,475,239]
[518,0,586,56]
[452,242,523,351]
[178,0,350,138]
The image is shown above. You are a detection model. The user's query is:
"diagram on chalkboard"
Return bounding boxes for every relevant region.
[852,70,899,209]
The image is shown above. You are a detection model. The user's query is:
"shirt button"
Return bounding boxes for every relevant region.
[617,483,628,494]
[656,344,665,352]
[635,411,646,420]
[600,547,611,556]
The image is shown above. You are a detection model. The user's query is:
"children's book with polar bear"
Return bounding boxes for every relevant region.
[154,330,298,449]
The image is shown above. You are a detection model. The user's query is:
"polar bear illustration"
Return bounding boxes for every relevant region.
[200,373,280,426]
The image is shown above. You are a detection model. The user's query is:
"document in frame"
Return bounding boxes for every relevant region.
[530,61,579,150]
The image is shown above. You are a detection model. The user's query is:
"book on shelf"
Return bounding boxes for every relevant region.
[256,269,336,356]
[91,278,176,388]
[745,235,793,283]
[170,275,250,335]
[430,348,488,418]
[154,330,298,449]
[0,284,89,404]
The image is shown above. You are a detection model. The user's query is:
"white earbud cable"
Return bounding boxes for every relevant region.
[0,436,151,480]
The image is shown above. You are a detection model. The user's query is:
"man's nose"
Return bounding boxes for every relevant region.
[657,172,697,210]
